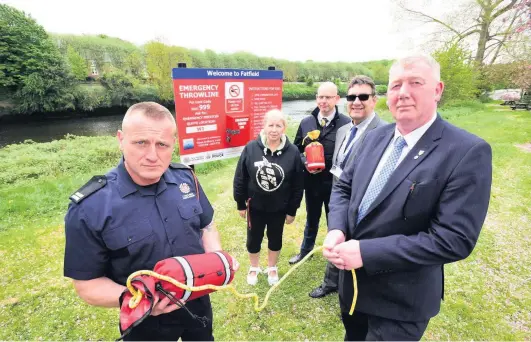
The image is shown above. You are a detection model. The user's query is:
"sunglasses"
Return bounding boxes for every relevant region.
[346,94,372,102]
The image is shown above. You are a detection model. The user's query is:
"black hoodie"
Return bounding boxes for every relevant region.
[233,133,304,216]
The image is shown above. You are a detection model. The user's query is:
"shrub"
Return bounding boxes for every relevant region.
[375,97,388,112]
[375,85,388,95]
[73,85,109,111]
[133,84,160,102]
[283,83,316,100]
[99,71,137,107]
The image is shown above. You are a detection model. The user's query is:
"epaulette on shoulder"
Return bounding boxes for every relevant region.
[69,175,107,204]
[169,162,192,170]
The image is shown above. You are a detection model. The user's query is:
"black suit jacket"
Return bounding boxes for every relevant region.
[328,116,492,321]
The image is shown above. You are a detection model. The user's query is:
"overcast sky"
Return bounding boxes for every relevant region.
[1,0,451,63]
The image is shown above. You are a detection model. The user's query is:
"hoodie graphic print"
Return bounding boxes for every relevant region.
[233,132,304,216]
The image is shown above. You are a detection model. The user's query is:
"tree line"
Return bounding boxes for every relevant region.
[1,3,529,117]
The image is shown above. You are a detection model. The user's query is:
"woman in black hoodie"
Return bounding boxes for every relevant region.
[233,109,304,286]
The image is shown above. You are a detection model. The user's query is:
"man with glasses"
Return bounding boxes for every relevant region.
[309,76,388,299]
[290,82,350,265]
[324,55,492,340]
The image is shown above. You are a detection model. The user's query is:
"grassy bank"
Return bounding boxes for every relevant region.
[0,104,530,340]
[1,83,326,118]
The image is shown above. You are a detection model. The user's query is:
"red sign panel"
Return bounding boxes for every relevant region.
[172,68,283,165]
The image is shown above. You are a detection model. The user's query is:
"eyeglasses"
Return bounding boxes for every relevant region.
[346,94,372,102]
[316,95,337,100]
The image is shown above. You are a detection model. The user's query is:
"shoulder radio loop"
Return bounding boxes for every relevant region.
[170,162,200,201]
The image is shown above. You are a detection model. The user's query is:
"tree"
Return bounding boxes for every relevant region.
[169,46,191,69]
[514,0,531,33]
[15,65,76,113]
[124,50,145,79]
[144,41,174,101]
[99,71,137,107]
[232,51,260,69]
[371,64,390,85]
[0,4,75,113]
[433,43,480,104]
[395,0,530,64]
[511,60,531,91]
[66,46,87,80]
[481,62,518,89]
[204,49,223,68]
[188,49,210,68]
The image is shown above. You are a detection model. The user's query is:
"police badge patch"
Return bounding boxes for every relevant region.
[179,183,191,194]
[255,157,285,192]
[179,183,195,199]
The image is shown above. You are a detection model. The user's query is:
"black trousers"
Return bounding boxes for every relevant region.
[341,311,429,341]
[321,261,339,291]
[124,300,214,341]
[300,183,332,255]
[247,209,286,253]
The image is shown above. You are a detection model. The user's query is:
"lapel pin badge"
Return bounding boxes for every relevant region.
[414,155,419,160]
[418,150,425,156]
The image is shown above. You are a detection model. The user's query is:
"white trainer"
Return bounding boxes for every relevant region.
[264,266,279,286]
[246,266,261,286]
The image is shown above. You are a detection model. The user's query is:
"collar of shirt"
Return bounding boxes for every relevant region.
[393,112,437,149]
[116,157,173,198]
[336,113,376,165]
[318,109,336,126]
[340,112,376,149]
[354,112,376,132]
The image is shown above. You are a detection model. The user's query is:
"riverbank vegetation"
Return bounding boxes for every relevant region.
[0,103,530,340]
[1,3,529,119]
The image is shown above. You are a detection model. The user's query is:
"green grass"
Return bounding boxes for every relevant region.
[0,104,530,340]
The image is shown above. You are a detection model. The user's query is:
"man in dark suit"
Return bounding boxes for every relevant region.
[324,55,492,341]
[289,82,350,265]
[309,75,388,299]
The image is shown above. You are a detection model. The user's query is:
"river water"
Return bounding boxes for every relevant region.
[0,99,348,148]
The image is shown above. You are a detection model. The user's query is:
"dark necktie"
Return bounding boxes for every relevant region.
[340,126,358,168]
[320,117,329,127]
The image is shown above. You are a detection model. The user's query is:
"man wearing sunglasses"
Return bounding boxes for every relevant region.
[290,82,350,265]
[309,75,388,299]
[324,55,492,340]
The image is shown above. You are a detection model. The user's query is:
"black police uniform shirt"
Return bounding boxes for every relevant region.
[63,158,214,286]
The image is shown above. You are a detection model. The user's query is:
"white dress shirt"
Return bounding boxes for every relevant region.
[371,113,437,181]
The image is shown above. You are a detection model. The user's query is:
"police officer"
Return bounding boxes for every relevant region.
[63,102,239,341]
[289,82,350,266]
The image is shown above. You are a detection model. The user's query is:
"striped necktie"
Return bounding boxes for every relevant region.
[357,136,407,224]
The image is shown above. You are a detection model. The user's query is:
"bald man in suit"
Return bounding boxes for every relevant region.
[309,76,387,299]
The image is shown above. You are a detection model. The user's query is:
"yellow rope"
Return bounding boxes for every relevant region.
[126,246,358,315]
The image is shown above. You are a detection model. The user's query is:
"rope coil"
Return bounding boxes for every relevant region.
[126,246,358,315]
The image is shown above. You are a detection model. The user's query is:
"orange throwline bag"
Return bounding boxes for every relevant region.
[118,251,235,340]
[305,142,325,172]
[304,130,325,172]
